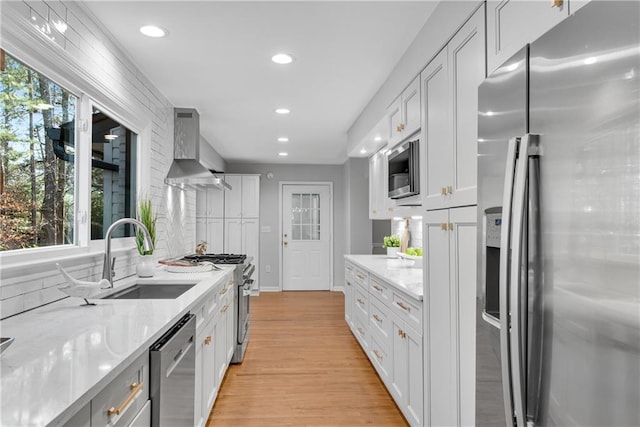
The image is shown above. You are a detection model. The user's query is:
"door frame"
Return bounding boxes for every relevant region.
[278,181,334,291]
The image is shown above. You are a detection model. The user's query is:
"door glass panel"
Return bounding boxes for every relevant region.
[290,192,321,241]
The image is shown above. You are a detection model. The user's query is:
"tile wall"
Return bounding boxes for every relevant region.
[0,1,195,319]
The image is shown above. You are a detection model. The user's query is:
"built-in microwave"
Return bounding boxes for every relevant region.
[388,138,419,199]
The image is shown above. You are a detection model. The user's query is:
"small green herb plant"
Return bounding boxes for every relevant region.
[383,235,401,249]
[136,198,157,255]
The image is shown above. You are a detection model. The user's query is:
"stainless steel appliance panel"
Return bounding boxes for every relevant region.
[150,313,196,427]
[529,2,640,425]
[476,2,640,427]
[476,46,528,427]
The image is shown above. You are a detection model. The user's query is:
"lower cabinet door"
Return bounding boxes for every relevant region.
[405,326,423,426]
[201,317,217,422]
[215,308,228,384]
[390,319,408,405]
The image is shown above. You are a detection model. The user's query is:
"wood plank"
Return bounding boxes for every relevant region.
[207,291,408,426]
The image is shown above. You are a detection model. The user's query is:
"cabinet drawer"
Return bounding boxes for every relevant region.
[194,291,218,331]
[369,297,393,344]
[369,333,390,382]
[91,351,149,427]
[353,267,369,290]
[345,262,355,277]
[369,275,392,304]
[352,313,369,349]
[391,291,422,333]
[354,285,369,318]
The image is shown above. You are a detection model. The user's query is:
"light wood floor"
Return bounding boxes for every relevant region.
[207,291,408,426]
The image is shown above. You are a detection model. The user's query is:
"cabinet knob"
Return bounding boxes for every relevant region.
[448,223,454,231]
[440,223,448,231]
[204,336,212,345]
[551,0,563,7]
[441,187,447,196]
[447,185,453,195]
[400,123,405,131]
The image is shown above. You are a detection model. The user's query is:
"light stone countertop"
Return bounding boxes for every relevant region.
[0,267,234,427]
[344,254,423,301]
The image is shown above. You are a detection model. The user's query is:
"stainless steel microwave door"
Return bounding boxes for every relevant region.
[529,1,640,425]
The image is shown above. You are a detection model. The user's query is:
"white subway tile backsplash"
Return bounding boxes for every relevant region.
[1,280,44,300]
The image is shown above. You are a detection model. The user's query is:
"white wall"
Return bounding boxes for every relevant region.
[345,158,372,256]
[347,1,482,151]
[226,163,348,291]
[0,1,195,318]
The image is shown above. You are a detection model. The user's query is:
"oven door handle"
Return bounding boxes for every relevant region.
[243,264,255,280]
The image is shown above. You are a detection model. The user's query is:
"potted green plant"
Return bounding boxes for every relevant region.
[383,235,401,258]
[136,197,157,277]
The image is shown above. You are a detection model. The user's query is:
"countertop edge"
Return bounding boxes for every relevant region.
[344,254,424,301]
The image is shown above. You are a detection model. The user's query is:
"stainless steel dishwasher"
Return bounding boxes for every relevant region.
[150,313,196,427]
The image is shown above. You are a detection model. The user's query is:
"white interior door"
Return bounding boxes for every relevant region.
[282,184,331,291]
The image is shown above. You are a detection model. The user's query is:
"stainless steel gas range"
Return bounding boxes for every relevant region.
[182,253,254,364]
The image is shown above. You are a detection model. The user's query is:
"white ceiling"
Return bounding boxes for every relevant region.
[84,1,437,165]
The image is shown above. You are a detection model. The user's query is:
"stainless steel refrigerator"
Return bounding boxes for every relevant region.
[476,2,640,426]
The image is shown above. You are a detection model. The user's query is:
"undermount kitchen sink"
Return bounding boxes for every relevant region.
[101,283,195,300]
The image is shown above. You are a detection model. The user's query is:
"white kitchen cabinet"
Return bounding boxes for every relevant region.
[345,262,424,427]
[422,6,485,211]
[90,351,150,427]
[241,175,260,218]
[214,294,230,385]
[344,262,356,329]
[224,174,260,218]
[487,0,568,74]
[423,205,477,426]
[224,218,242,254]
[387,76,421,148]
[195,316,216,427]
[368,149,398,219]
[223,175,243,218]
[205,218,224,254]
[391,320,423,427]
[196,187,224,218]
[62,402,90,427]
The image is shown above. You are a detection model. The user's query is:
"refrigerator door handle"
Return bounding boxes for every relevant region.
[510,134,541,426]
[499,136,520,427]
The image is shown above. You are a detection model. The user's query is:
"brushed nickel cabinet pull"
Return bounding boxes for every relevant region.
[372,284,383,292]
[373,349,383,361]
[373,314,382,323]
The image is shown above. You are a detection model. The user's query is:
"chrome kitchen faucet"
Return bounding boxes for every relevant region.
[102,218,154,287]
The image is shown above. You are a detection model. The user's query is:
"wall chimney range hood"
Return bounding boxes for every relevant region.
[165,108,231,191]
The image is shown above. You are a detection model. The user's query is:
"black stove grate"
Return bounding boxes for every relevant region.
[182,253,247,264]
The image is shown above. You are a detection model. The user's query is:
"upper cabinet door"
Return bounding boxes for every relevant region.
[401,77,421,140]
[421,47,451,210]
[387,76,422,148]
[207,187,225,217]
[487,0,568,74]
[224,175,242,218]
[449,6,485,208]
[387,96,403,148]
[241,175,260,218]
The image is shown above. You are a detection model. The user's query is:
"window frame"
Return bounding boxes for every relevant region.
[0,50,150,270]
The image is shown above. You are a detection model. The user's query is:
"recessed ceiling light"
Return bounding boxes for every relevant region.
[278,137,289,142]
[275,108,290,115]
[278,152,288,157]
[360,149,367,154]
[272,53,293,64]
[374,136,382,142]
[140,25,167,38]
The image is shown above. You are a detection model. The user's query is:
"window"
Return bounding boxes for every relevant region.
[90,107,137,240]
[0,51,138,253]
[291,193,321,241]
[0,53,77,251]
